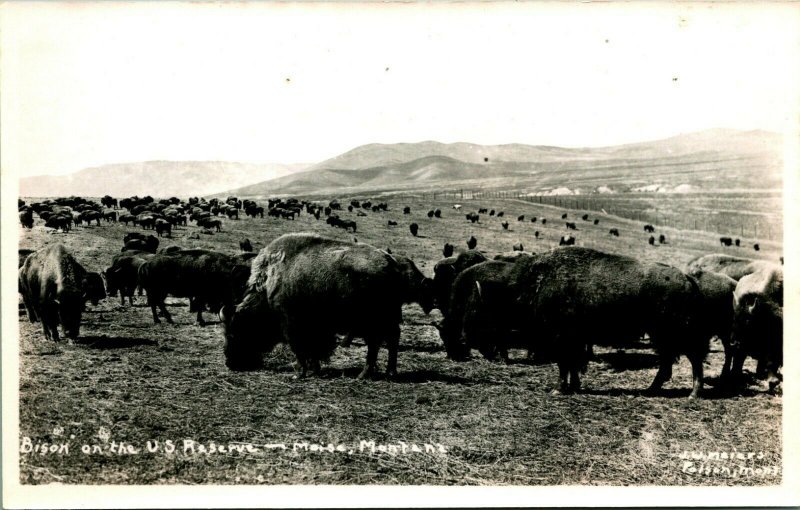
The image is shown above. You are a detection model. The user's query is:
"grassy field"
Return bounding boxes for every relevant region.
[17,195,782,485]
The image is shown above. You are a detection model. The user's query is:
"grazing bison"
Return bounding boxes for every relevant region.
[582,214,589,221]
[138,249,251,326]
[531,217,537,223]
[240,238,253,252]
[409,223,419,237]
[501,221,509,230]
[467,236,477,250]
[561,213,568,219]
[103,251,154,306]
[103,210,117,223]
[118,213,136,225]
[593,219,599,225]
[443,243,454,258]
[45,215,71,232]
[644,224,655,233]
[427,210,435,219]
[720,237,733,247]
[489,210,495,216]
[387,220,398,227]
[19,210,34,229]
[534,231,540,239]
[684,254,779,281]
[18,249,35,269]
[753,244,760,251]
[466,212,480,223]
[439,247,708,398]
[659,234,666,244]
[648,236,655,245]
[434,209,442,218]
[609,228,620,237]
[559,235,575,246]
[729,267,783,392]
[222,234,409,379]
[432,250,488,312]
[735,238,741,247]
[497,212,504,218]
[565,222,577,230]
[403,206,411,214]
[122,234,159,253]
[18,244,98,340]
[541,218,547,225]
[479,208,488,214]
[512,243,523,252]
[517,215,525,222]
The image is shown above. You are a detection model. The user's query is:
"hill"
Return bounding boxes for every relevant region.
[222,129,783,198]
[19,161,309,198]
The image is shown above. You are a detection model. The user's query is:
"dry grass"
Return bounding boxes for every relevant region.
[17,195,782,485]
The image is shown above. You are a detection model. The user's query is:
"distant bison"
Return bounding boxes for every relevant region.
[753,243,760,251]
[513,243,524,252]
[467,236,478,250]
[517,215,525,222]
[720,237,733,247]
[581,214,589,221]
[565,222,577,230]
[561,213,568,219]
[409,223,419,237]
[403,206,411,214]
[466,212,480,223]
[387,220,398,226]
[593,219,599,225]
[648,236,655,245]
[658,234,666,244]
[434,209,442,218]
[609,228,620,237]
[240,238,253,252]
[19,210,34,229]
[103,250,154,306]
[501,221,509,230]
[443,243,454,258]
[559,235,575,246]
[496,212,504,218]
[427,210,435,219]
[644,225,655,233]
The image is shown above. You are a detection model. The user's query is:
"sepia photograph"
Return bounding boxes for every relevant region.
[2,1,798,507]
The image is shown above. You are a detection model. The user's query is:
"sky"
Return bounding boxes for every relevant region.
[2,2,799,177]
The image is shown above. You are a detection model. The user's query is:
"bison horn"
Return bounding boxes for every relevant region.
[475,281,483,301]
[747,296,759,314]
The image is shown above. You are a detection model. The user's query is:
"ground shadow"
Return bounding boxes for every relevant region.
[75,335,158,349]
[314,366,473,385]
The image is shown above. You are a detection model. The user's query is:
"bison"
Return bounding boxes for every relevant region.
[103,251,153,306]
[138,249,251,326]
[720,237,733,247]
[443,243,454,258]
[221,234,411,379]
[729,267,783,392]
[18,244,100,340]
[19,210,34,229]
[609,228,620,237]
[565,222,577,230]
[685,254,779,281]
[409,223,419,237]
[686,270,738,383]
[559,235,575,246]
[644,224,655,233]
[467,236,478,250]
[432,250,488,312]
[438,247,708,398]
[240,238,253,252]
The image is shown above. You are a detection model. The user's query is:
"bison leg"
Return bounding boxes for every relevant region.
[719,338,733,382]
[647,353,674,395]
[728,352,746,386]
[386,325,401,378]
[194,300,206,326]
[552,362,571,395]
[687,352,704,399]
[358,340,380,380]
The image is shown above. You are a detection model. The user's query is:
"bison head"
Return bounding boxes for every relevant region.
[56,290,83,339]
[221,293,278,371]
[83,272,107,305]
[432,318,470,361]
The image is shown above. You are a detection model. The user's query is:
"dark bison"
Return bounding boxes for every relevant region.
[45,215,71,232]
[138,249,251,326]
[103,210,117,223]
[443,243,454,258]
[593,219,599,225]
[19,210,34,229]
[18,248,35,268]
[512,243,523,252]
[467,236,477,250]
[581,214,589,221]
[559,235,575,246]
[658,234,666,244]
[122,234,159,254]
[517,215,525,222]
[154,219,172,237]
[434,209,442,218]
[753,243,760,251]
[501,221,509,230]
[388,220,398,226]
[103,251,153,306]
[720,237,733,247]
[496,212,504,218]
[466,212,480,223]
[684,254,778,281]
[427,210,435,219]
[565,222,577,230]
[730,267,783,392]
[432,250,488,312]
[439,247,708,398]
[648,236,655,245]
[403,206,411,214]
[409,223,419,237]
[222,234,411,379]
[561,213,568,219]
[644,224,655,233]
[609,228,620,237]
[531,217,537,223]
[541,218,546,225]
[240,238,253,252]
[18,244,103,340]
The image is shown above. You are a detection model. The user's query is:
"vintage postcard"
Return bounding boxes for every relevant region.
[2,1,798,508]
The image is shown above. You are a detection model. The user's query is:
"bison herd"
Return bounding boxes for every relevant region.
[17,194,784,399]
